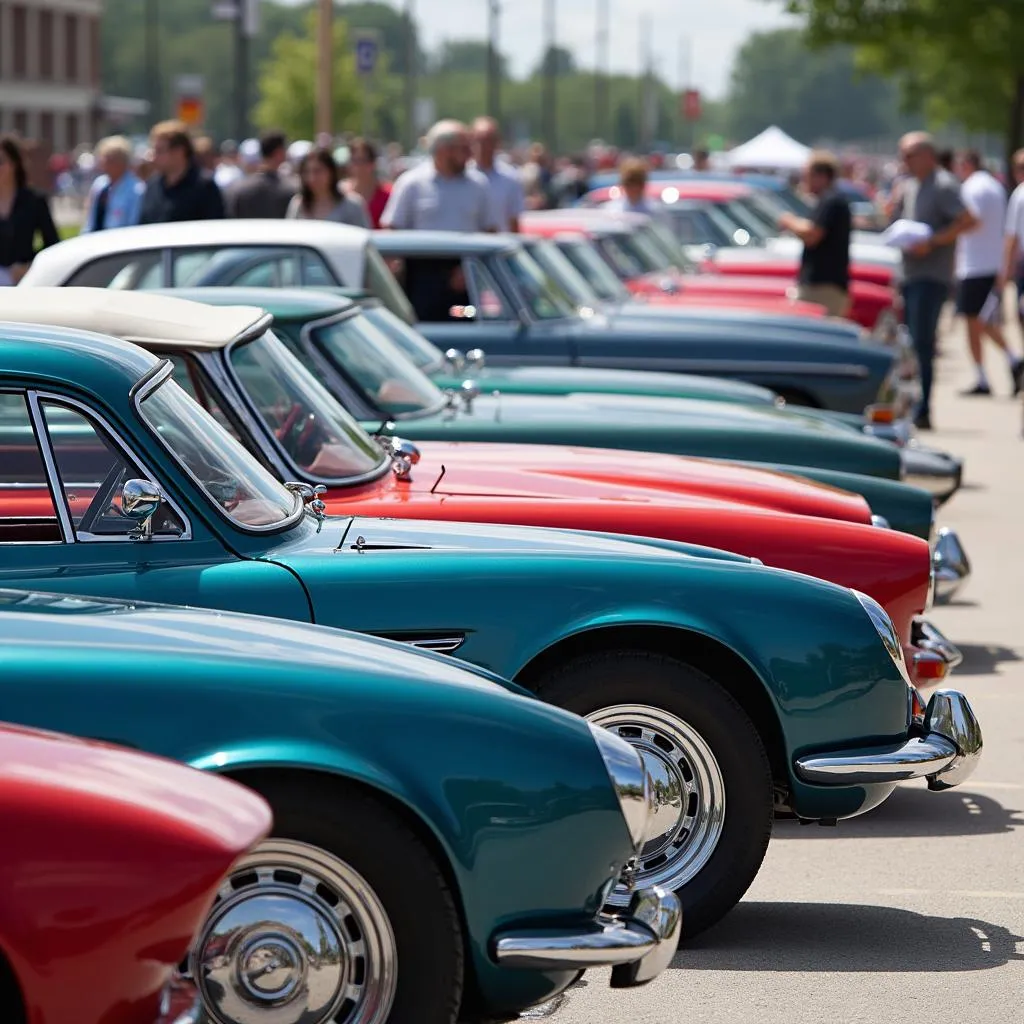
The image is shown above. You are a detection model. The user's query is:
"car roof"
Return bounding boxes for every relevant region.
[585,181,754,204]
[372,231,520,256]
[24,219,371,283]
[159,287,355,321]
[0,288,267,350]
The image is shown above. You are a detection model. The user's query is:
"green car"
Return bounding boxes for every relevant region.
[0,589,680,1024]
[171,286,941,539]
[0,309,981,941]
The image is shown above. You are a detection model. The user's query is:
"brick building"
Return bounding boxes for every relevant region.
[0,0,103,152]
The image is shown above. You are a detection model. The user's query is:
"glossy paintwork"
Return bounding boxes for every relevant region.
[370,231,898,414]
[0,591,637,1014]
[0,711,270,1024]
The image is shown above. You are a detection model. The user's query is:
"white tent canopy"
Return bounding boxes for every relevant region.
[726,126,811,171]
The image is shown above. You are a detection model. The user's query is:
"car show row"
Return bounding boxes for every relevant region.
[0,202,981,1024]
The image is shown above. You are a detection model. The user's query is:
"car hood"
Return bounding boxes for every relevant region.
[404,441,873,523]
[602,304,862,340]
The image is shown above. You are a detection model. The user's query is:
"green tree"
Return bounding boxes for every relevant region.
[534,45,577,78]
[781,0,1024,161]
[434,40,507,77]
[254,10,364,139]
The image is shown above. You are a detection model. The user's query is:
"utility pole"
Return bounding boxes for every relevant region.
[487,0,501,121]
[637,14,652,151]
[146,0,161,122]
[676,34,687,150]
[317,0,333,138]
[234,2,249,140]
[541,0,556,152]
[595,0,608,141]
[404,0,416,149]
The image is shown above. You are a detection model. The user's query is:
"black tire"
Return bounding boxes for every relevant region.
[533,649,774,938]
[229,776,464,1024]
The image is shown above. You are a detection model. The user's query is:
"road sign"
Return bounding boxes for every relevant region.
[174,75,205,127]
[355,33,379,76]
[682,88,701,122]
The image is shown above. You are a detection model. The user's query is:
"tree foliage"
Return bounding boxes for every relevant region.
[434,40,508,78]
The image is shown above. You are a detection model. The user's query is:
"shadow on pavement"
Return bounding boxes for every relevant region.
[773,786,1023,839]
[954,642,1022,675]
[678,902,1024,971]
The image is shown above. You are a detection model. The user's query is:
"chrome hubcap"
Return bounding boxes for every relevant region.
[587,704,726,906]
[189,839,397,1024]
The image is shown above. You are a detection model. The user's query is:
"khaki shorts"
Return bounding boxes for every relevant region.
[797,283,851,319]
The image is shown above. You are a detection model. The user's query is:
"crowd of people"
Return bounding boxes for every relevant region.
[4,117,1024,431]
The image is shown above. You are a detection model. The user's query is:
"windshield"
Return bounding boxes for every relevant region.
[641,222,695,271]
[597,235,648,278]
[363,244,417,325]
[229,330,387,479]
[361,304,443,373]
[499,249,577,320]
[308,312,444,417]
[523,239,602,310]
[139,375,299,528]
[720,199,771,241]
[556,239,632,301]
[616,230,672,274]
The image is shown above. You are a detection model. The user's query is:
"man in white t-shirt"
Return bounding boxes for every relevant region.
[470,117,525,232]
[380,119,500,233]
[956,150,1023,395]
[999,149,1024,328]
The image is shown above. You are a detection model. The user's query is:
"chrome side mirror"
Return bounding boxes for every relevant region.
[464,348,486,372]
[445,347,466,371]
[460,380,481,412]
[285,481,328,531]
[120,479,163,541]
[382,436,421,481]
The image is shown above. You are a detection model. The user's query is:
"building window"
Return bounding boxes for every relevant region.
[65,112,78,149]
[40,112,54,147]
[13,4,27,78]
[89,15,100,86]
[65,12,79,83]
[13,111,28,137]
[40,8,53,80]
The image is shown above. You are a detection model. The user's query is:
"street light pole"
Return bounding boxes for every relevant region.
[317,0,333,138]
[487,0,501,121]
[234,2,249,140]
[541,0,556,152]
[595,0,608,141]
[404,0,416,149]
[146,0,161,122]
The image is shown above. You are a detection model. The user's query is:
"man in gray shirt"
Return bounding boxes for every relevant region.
[891,132,978,429]
[380,119,500,232]
[471,116,525,231]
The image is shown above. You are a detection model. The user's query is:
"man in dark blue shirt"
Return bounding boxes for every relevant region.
[139,120,224,225]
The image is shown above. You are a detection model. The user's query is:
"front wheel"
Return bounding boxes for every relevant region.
[188,779,464,1024]
[534,650,774,937]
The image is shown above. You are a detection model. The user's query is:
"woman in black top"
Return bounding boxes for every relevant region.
[0,134,59,285]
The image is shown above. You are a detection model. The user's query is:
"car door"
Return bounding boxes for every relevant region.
[0,389,311,619]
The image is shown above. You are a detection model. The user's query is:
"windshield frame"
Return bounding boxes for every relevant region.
[555,238,632,302]
[132,359,306,535]
[522,238,603,311]
[359,302,445,374]
[300,308,448,421]
[223,326,392,485]
[497,248,579,323]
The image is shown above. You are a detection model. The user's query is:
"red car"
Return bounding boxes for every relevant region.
[0,721,271,1024]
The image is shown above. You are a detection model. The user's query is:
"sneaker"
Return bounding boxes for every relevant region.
[914,411,933,430]
[960,382,992,396]
[1011,360,1024,396]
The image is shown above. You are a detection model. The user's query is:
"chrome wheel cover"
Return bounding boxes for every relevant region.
[587,704,726,906]
[189,838,397,1024]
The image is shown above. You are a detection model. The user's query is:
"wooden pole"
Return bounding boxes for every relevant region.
[317,0,333,138]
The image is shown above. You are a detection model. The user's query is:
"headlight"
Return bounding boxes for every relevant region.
[871,515,891,529]
[588,723,652,850]
[853,590,910,683]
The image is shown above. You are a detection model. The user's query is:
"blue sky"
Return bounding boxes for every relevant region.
[281,0,798,97]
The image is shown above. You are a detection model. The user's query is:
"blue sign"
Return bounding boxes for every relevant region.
[355,37,379,76]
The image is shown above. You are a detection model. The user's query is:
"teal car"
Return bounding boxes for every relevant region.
[169,286,942,539]
[0,313,982,940]
[0,589,680,1024]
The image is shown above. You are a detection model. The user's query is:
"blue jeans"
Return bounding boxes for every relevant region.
[902,279,948,418]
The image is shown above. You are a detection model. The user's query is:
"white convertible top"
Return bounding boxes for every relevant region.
[0,288,264,349]
[20,219,372,287]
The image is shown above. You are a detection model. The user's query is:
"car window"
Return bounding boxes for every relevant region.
[40,400,185,541]
[556,240,631,301]
[65,250,164,288]
[399,256,471,323]
[464,259,514,320]
[0,392,60,543]
[363,244,417,324]
[500,249,576,320]
[165,355,242,440]
[300,250,336,287]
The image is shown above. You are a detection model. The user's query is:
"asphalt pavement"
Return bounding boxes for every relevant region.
[550,320,1024,1024]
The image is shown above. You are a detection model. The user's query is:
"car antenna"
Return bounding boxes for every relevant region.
[430,464,447,495]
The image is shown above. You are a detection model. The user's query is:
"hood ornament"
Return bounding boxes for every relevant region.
[444,348,466,372]
[460,380,481,412]
[464,348,486,372]
[284,481,327,532]
[376,435,421,481]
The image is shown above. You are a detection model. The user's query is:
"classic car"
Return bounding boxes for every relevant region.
[0,705,270,1024]
[0,588,681,1023]
[2,288,961,681]
[522,208,898,335]
[0,317,981,938]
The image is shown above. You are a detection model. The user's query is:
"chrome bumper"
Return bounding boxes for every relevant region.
[494,885,681,988]
[157,978,200,1024]
[933,526,971,603]
[901,445,964,503]
[794,690,982,791]
[912,618,963,670]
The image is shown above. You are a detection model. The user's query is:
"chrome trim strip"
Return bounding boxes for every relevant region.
[404,636,466,654]
[31,389,194,543]
[25,390,74,543]
[572,357,871,378]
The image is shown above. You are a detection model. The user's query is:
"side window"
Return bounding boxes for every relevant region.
[39,400,185,540]
[0,392,60,543]
[402,257,473,323]
[233,256,296,288]
[464,260,513,320]
[66,250,163,288]
[299,250,337,287]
